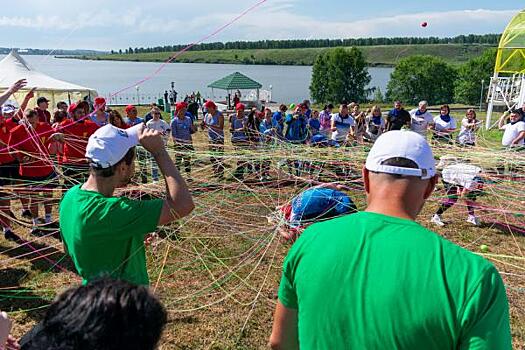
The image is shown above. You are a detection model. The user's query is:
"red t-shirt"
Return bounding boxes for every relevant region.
[5,117,19,131]
[0,118,15,164]
[59,118,99,164]
[35,108,51,125]
[8,122,55,177]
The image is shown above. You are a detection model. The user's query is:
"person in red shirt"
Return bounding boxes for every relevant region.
[0,111,21,242]
[35,96,52,125]
[8,109,63,236]
[0,88,36,242]
[59,102,99,188]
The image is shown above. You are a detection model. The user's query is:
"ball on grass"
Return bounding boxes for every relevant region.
[479,244,489,253]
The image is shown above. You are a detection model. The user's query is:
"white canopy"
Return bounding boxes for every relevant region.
[0,50,97,109]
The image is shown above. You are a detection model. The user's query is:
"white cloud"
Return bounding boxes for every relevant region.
[0,3,519,50]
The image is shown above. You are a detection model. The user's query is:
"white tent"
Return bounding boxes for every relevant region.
[0,49,97,109]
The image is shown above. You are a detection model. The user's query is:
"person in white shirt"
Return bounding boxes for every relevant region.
[409,100,434,137]
[146,107,171,181]
[330,103,355,144]
[457,109,481,146]
[431,104,456,143]
[364,105,385,142]
[431,158,484,227]
[499,109,525,148]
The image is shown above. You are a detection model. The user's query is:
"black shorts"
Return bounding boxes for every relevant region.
[19,172,58,191]
[0,160,19,187]
[443,179,483,200]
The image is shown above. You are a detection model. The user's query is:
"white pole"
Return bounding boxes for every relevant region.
[479,79,484,111]
[485,72,499,130]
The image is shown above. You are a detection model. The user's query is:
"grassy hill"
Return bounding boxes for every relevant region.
[69,44,495,66]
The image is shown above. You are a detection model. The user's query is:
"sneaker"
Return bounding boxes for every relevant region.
[4,230,22,243]
[21,209,32,219]
[431,214,445,227]
[466,215,480,226]
[30,227,46,237]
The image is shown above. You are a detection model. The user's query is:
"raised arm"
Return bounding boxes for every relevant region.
[498,112,509,130]
[0,79,27,106]
[139,128,194,224]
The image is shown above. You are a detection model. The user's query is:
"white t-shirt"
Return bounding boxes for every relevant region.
[442,164,482,190]
[433,115,456,136]
[364,115,385,142]
[457,118,480,145]
[501,121,525,147]
[409,109,434,136]
[146,119,171,145]
[331,113,355,142]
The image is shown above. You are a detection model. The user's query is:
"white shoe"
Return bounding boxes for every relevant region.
[431,214,445,227]
[467,215,480,226]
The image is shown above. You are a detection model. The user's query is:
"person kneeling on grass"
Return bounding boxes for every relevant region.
[59,123,194,285]
[270,183,357,241]
[431,157,485,227]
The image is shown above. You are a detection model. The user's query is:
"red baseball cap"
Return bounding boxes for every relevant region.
[176,102,188,110]
[204,100,216,109]
[94,96,106,110]
[235,103,245,111]
[68,103,79,114]
[124,104,136,113]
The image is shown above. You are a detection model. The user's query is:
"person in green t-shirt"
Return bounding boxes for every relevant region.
[270,130,511,350]
[59,123,194,285]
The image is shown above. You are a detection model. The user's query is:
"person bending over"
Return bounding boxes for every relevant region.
[431,158,485,227]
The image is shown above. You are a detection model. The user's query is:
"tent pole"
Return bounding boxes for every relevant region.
[68,92,71,105]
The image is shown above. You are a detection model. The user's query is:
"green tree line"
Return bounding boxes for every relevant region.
[310,47,497,106]
[112,34,500,55]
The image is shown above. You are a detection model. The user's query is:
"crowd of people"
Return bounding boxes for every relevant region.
[0,77,521,349]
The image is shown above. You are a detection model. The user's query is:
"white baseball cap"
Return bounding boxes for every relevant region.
[86,123,143,168]
[365,130,436,179]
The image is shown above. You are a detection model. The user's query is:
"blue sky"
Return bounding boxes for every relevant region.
[0,0,520,50]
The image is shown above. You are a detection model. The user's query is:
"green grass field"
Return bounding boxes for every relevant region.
[68,44,495,67]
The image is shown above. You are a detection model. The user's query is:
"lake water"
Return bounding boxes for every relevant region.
[6,55,393,104]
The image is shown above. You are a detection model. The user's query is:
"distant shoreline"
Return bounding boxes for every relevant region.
[60,44,495,67]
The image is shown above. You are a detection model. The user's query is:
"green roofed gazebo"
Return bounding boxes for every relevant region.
[208,72,263,107]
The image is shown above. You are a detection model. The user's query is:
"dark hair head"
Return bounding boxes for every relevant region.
[279,104,287,112]
[26,277,167,350]
[56,101,67,109]
[108,110,124,126]
[25,109,38,119]
[376,157,420,179]
[53,110,67,124]
[90,147,136,178]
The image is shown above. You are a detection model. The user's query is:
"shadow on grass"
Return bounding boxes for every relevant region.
[480,221,525,236]
[0,268,50,321]
[0,239,77,274]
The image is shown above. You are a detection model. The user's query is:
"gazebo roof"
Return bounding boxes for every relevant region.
[207,72,262,90]
[495,9,525,74]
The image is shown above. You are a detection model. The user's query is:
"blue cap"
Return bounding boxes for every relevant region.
[289,188,357,226]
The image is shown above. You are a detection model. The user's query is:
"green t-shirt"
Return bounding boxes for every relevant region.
[59,185,163,285]
[279,211,511,350]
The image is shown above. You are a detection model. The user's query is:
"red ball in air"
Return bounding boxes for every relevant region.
[421,21,428,27]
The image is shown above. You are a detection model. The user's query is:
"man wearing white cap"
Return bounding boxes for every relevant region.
[270,130,510,349]
[59,124,194,285]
